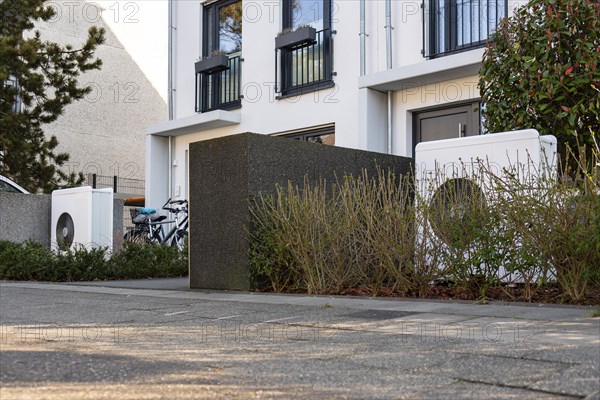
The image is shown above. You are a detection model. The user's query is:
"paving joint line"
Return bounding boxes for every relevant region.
[450,351,580,367]
[455,377,586,399]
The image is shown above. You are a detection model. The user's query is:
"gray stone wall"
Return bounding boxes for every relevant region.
[0,192,124,251]
[189,133,413,291]
[113,199,124,253]
[0,193,51,247]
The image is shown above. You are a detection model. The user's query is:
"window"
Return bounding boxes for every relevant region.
[277,0,334,96]
[203,0,242,56]
[196,0,242,112]
[425,0,507,58]
[0,180,21,193]
[283,125,335,145]
[3,77,21,113]
[0,176,28,193]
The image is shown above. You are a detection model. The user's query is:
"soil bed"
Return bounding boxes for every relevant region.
[338,284,600,306]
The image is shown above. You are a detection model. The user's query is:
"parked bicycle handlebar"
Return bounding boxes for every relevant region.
[161,198,188,213]
[169,199,187,205]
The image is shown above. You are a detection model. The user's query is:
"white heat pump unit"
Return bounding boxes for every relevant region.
[51,187,113,252]
[415,129,557,278]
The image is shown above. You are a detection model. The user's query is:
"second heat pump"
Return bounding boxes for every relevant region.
[51,187,113,252]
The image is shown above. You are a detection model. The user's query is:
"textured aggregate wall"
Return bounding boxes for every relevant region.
[0,193,52,247]
[0,192,124,251]
[189,133,413,290]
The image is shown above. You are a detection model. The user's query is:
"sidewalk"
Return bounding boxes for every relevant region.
[1,280,599,399]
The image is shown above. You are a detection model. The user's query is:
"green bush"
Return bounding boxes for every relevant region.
[0,241,52,281]
[109,243,188,279]
[249,195,297,292]
[0,241,187,282]
[49,246,110,281]
[480,0,600,155]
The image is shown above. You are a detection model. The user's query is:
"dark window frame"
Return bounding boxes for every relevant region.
[281,0,332,32]
[197,0,242,113]
[202,0,242,58]
[284,125,335,143]
[0,180,22,193]
[278,0,334,97]
[425,0,508,59]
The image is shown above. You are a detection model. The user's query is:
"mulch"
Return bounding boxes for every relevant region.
[263,279,600,306]
[340,283,600,306]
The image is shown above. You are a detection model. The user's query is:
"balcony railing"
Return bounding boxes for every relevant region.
[423,0,507,58]
[276,28,334,96]
[195,55,241,113]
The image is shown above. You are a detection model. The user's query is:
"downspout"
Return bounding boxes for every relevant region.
[359,0,366,76]
[167,0,175,198]
[385,0,393,154]
[168,138,172,199]
[168,0,174,122]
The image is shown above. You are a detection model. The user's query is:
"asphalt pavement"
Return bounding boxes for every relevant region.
[1,279,599,399]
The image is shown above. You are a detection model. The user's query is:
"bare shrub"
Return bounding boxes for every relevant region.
[249,169,422,295]
[249,147,600,303]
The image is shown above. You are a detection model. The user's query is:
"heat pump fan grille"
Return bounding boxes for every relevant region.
[429,178,487,248]
[56,212,75,251]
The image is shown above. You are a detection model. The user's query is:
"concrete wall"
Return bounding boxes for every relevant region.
[189,133,413,291]
[0,193,52,247]
[0,192,124,251]
[112,199,124,253]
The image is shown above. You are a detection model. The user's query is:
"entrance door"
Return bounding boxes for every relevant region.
[414,103,481,146]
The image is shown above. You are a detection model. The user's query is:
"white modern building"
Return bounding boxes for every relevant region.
[146,0,525,207]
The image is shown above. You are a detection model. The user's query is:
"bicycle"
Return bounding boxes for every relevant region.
[123,198,188,251]
[162,199,188,250]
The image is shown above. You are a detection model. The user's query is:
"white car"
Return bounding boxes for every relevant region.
[0,175,29,194]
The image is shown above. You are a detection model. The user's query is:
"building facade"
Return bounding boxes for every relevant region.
[146,0,525,207]
[34,0,168,194]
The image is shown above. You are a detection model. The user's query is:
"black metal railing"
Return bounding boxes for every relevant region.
[195,55,242,113]
[85,174,146,230]
[85,174,145,196]
[423,0,507,58]
[276,28,333,95]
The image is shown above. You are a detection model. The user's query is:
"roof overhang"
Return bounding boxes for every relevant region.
[358,49,484,92]
[147,110,241,137]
